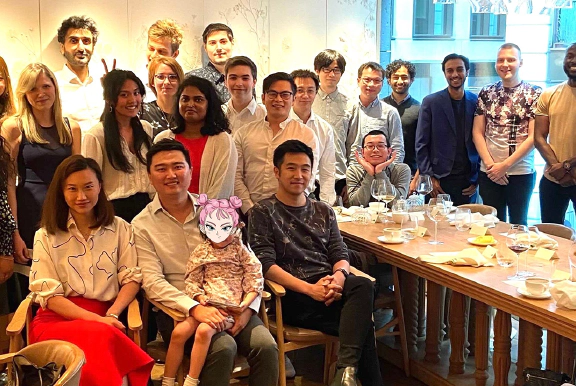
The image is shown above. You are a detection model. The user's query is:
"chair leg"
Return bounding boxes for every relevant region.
[393,267,411,377]
[177,365,184,385]
[324,341,333,385]
[278,346,286,386]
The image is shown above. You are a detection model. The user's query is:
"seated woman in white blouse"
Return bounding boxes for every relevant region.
[29,155,154,386]
[82,69,154,222]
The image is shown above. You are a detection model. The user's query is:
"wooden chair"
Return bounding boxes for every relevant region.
[141,291,271,385]
[457,204,497,216]
[266,267,410,386]
[535,223,575,240]
[0,340,85,386]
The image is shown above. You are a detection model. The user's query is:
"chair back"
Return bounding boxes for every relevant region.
[17,340,85,386]
[535,223,575,240]
[457,204,497,216]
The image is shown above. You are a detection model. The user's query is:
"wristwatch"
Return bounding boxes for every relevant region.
[563,161,572,172]
[334,268,349,279]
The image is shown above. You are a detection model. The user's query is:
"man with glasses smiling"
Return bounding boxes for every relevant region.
[347,62,404,171]
[312,49,350,197]
[234,72,319,214]
[346,130,411,206]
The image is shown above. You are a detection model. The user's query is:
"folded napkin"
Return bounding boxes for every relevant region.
[341,206,359,217]
[417,248,493,267]
[550,280,576,309]
[449,212,499,227]
[516,231,559,250]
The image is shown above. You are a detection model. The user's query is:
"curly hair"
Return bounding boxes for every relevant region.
[198,193,242,228]
[57,15,99,45]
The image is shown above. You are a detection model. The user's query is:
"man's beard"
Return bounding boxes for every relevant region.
[64,51,91,67]
[564,64,576,81]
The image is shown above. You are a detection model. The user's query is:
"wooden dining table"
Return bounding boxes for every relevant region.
[339,217,576,386]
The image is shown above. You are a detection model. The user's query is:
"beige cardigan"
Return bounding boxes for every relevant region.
[154,130,237,199]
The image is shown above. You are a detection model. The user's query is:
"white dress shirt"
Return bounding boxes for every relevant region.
[82,121,155,200]
[291,110,337,205]
[224,98,267,133]
[54,64,105,134]
[233,117,320,214]
[132,193,261,315]
[30,216,142,309]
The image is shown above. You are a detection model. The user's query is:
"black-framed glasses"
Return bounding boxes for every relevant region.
[364,144,388,151]
[361,77,383,85]
[321,67,342,75]
[154,74,179,83]
[266,90,293,100]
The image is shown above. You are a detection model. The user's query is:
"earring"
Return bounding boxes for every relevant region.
[109,105,113,113]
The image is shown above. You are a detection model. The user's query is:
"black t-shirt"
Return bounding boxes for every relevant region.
[449,97,471,177]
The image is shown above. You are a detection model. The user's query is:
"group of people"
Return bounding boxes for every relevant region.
[0,12,574,386]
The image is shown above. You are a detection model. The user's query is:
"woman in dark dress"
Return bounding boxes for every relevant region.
[1,63,81,292]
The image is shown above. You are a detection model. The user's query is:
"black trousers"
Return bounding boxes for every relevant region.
[281,275,383,386]
[438,175,475,206]
[111,192,151,223]
[539,176,576,224]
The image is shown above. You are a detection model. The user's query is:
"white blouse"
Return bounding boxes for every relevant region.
[30,216,142,309]
[82,121,155,200]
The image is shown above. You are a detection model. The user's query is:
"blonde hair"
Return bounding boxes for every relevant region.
[15,63,72,146]
[148,19,183,53]
[0,56,16,122]
[147,56,185,96]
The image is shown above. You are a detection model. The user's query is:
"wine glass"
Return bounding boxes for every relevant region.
[506,224,531,280]
[425,198,449,245]
[416,175,433,197]
[371,179,394,223]
[437,193,453,212]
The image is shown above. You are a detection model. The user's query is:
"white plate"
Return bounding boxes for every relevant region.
[517,286,551,299]
[467,237,498,246]
[377,236,405,244]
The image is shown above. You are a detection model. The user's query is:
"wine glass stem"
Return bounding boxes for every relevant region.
[434,221,438,243]
[523,253,529,272]
[515,253,520,276]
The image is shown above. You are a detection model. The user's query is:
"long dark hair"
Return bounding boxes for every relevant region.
[101,69,151,173]
[173,76,230,136]
[0,136,14,189]
[42,155,114,234]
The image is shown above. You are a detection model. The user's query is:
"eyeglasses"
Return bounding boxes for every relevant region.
[364,144,388,151]
[361,77,383,85]
[266,90,293,101]
[321,67,342,75]
[154,74,179,83]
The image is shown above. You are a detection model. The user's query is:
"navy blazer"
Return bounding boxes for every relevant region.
[415,88,480,185]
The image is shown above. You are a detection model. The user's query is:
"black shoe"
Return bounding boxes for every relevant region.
[331,367,357,386]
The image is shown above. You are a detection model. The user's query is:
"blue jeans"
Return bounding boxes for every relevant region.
[539,176,576,225]
[478,171,536,225]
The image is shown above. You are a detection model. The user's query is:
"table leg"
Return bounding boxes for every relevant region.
[425,282,446,363]
[449,291,467,374]
[547,331,563,372]
[400,269,419,357]
[514,319,543,386]
[468,300,475,357]
[561,338,574,375]
[493,310,511,386]
[418,277,426,338]
[474,301,491,386]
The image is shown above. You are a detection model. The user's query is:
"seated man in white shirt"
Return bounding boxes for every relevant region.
[133,139,278,386]
[290,69,336,205]
[234,72,319,214]
[54,16,104,133]
[346,130,411,206]
[224,56,266,133]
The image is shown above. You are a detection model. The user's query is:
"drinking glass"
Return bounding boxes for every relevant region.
[416,175,433,196]
[371,179,396,223]
[437,193,453,211]
[496,250,515,268]
[425,198,449,245]
[506,224,531,280]
[454,208,471,232]
[401,214,418,240]
[569,241,576,281]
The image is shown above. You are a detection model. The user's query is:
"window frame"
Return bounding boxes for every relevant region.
[412,0,454,39]
[470,12,507,40]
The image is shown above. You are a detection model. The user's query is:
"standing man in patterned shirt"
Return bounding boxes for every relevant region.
[312,49,350,197]
[187,23,234,103]
[472,43,541,225]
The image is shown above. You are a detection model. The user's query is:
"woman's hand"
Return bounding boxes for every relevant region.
[0,256,14,284]
[100,315,126,332]
[12,231,30,264]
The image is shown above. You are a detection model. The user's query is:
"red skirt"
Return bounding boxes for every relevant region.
[29,297,154,386]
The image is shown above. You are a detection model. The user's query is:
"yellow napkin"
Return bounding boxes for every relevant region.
[516,231,559,250]
[417,248,493,267]
[550,280,576,309]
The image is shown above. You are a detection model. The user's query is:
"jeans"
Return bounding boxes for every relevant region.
[539,176,576,225]
[281,275,383,386]
[438,175,476,206]
[478,171,536,225]
[157,312,278,386]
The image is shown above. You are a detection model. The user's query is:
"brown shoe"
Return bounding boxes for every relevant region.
[331,367,357,386]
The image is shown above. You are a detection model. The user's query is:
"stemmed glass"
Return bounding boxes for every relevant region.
[371,179,395,223]
[506,224,531,280]
[416,175,433,197]
[425,198,450,245]
[437,193,453,212]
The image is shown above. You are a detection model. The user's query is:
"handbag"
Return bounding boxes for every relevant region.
[12,354,65,386]
[523,367,572,386]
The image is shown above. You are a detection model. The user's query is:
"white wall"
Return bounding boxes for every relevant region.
[0,0,379,98]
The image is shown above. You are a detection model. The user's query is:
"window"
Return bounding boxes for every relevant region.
[470,13,506,39]
[413,0,454,38]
